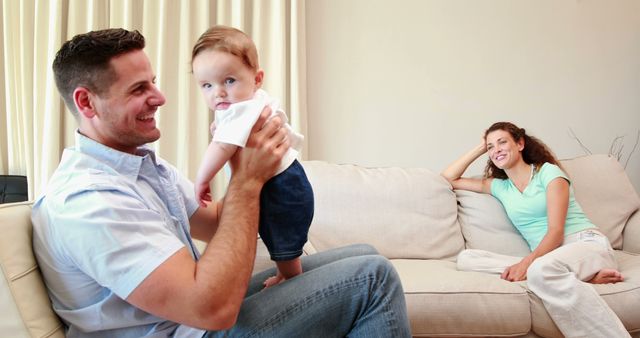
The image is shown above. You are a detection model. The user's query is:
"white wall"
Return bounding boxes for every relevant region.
[305,0,640,191]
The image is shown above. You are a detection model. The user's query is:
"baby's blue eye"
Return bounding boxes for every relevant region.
[225,78,236,85]
[202,83,211,89]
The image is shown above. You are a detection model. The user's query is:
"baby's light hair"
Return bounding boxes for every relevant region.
[191,25,259,72]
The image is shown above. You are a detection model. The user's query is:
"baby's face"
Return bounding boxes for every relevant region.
[192,49,261,111]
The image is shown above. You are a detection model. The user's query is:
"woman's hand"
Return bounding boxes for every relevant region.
[440,136,491,193]
[501,257,534,282]
[477,137,487,154]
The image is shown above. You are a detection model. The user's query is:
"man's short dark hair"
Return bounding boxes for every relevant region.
[52,28,145,117]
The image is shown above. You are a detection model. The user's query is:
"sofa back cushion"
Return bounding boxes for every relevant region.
[561,154,640,249]
[0,202,65,338]
[302,161,464,259]
[456,190,531,256]
[622,211,640,253]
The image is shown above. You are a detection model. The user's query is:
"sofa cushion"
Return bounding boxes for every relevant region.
[0,202,65,338]
[560,154,640,250]
[391,259,531,336]
[456,190,531,257]
[302,161,464,260]
[529,250,640,337]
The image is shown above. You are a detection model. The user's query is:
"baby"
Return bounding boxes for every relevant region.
[191,25,314,287]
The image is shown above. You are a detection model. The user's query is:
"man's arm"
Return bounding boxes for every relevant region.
[127,106,290,330]
[189,200,221,242]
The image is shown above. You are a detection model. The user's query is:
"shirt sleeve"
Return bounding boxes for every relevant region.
[49,187,185,299]
[538,163,570,188]
[213,99,263,147]
[490,177,507,200]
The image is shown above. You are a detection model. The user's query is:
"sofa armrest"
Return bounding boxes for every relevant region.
[0,202,65,338]
[623,210,640,254]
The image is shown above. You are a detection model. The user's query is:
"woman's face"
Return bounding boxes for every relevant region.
[485,129,524,170]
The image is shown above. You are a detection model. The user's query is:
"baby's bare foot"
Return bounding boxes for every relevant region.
[588,269,624,284]
[263,275,284,288]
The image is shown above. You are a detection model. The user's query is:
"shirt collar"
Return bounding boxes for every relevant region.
[74,130,157,177]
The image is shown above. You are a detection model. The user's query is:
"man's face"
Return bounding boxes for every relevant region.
[84,49,166,154]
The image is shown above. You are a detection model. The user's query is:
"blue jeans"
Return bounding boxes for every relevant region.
[204,244,411,337]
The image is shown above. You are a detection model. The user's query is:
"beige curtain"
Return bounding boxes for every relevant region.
[0,0,307,200]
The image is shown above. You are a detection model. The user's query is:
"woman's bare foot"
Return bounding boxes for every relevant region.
[588,269,624,284]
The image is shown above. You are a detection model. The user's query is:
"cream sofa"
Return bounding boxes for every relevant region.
[2,154,639,337]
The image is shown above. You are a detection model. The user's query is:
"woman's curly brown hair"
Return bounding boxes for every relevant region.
[483,122,562,179]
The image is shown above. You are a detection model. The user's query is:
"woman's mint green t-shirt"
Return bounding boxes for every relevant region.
[490,162,595,250]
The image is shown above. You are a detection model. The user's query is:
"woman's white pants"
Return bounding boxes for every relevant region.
[457,229,630,338]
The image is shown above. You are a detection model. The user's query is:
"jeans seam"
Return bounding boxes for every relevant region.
[381,294,398,337]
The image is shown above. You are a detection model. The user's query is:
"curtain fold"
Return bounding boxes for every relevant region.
[1,0,306,200]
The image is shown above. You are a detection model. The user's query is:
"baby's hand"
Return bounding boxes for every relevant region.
[195,180,212,208]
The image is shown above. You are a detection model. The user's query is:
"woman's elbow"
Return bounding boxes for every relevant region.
[440,172,456,184]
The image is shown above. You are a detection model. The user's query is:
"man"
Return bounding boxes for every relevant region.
[32,28,411,337]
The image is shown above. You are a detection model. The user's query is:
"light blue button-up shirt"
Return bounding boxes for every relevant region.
[32,132,206,338]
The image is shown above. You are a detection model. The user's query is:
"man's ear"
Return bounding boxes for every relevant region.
[73,87,98,118]
[254,69,264,88]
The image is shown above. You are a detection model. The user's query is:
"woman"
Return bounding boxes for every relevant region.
[441,122,629,338]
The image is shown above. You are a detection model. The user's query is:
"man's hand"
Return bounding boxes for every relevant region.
[229,105,289,184]
[501,257,532,282]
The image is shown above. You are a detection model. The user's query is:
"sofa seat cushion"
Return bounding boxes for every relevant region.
[302,161,464,260]
[529,250,640,337]
[391,259,531,337]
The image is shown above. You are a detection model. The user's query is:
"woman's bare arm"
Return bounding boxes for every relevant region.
[441,141,492,193]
